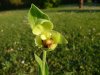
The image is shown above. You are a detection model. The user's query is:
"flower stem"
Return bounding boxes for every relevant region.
[42,50,47,75]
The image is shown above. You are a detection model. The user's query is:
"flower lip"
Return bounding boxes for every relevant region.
[42,38,53,48]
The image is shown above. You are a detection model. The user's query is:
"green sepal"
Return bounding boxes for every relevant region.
[51,30,68,44]
[28,4,53,34]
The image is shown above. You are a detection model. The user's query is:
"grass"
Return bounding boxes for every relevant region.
[0,6,100,75]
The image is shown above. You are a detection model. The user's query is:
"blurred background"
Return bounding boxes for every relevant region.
[0,0,100,75]
[0,0,100,10]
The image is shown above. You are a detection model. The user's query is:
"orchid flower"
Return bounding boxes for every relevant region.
[28,4,68,75]
[28,4,68,51]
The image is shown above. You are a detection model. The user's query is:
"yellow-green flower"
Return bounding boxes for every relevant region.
[28,4,68,51]
[28,4,68,75]
[35,30,68,50]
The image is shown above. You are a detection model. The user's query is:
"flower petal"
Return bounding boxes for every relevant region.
[32,19,53,35]
[40,34,47,40]
[35,36,43,47]
[49,44,57,50]
[36,19,53,31]
[32,24,44,35]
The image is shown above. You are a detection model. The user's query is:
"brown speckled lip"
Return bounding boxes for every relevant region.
[42,38,53,48]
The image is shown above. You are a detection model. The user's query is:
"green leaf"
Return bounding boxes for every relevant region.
[45,62,49,75]
[38,66,42,75]
[28,4,52,31]
[51,31,68,44]
[34,53,43,74]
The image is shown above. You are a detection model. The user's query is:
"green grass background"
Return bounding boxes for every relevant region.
[0,7,100,75]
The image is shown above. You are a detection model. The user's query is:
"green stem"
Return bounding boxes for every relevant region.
[42,50,47,75]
